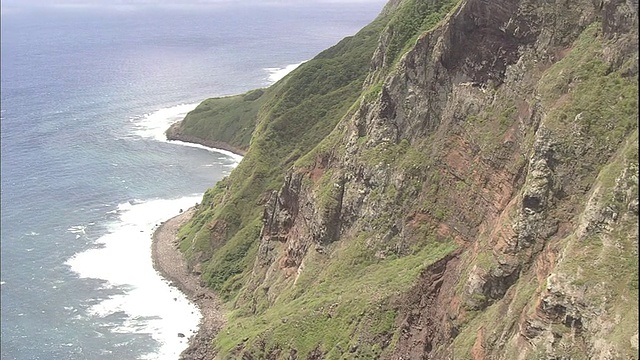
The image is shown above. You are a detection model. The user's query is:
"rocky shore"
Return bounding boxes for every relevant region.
[151,207,224,360]
[165,125,248,157]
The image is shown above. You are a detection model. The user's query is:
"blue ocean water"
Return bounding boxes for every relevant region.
[0,2,384,359]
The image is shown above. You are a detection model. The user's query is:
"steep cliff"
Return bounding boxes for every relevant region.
[171,0,638,358]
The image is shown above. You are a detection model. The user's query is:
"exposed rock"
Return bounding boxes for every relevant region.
[169,0,639,358]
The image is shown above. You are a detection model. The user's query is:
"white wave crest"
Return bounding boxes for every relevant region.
[130,103,200,142]
[128,104,244,165]
[67,225,86,235]
[264,61,306,83]
[166,139,243,164]
[66,195,203,360]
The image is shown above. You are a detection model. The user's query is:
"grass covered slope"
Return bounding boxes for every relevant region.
[174,6,393,295]
[171,0,463,357]
[165,0,460,154]
[171,0,638,358]
[166,89,267,153]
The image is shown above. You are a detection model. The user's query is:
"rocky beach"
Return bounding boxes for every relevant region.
[152,207,224,360]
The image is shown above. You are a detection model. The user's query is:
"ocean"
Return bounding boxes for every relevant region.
[0,2,385,359]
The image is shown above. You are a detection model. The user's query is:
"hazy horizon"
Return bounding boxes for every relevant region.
[1,0,387,15]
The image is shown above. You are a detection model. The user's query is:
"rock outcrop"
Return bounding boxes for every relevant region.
[173,0,638,358]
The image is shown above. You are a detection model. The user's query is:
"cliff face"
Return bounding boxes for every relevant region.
[174,0,638,358]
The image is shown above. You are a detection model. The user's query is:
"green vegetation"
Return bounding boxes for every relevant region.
[215,236,457,358]
[168,0,638,357]
[316,169,341,218]
[382,0,460,68]
[538,23,638,224]
[463,99,518,154]
[541,25,638,146]
[176,91,264,151]
[175,6,392,302]
[450,22,639,359]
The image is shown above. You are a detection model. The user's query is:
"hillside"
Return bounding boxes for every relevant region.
[168,0,639,358]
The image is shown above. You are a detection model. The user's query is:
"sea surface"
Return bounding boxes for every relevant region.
[0,2,385,359]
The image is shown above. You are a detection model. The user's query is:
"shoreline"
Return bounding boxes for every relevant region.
[152,116,246,359]
[165,126,248,157]
[151,207,224,360]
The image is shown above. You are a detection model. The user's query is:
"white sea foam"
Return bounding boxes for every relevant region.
[130,103,201,142]
[68,225,87,240]
[130,104,245,164]
[116,201,135,212]
[67,225,86,234]
[264,61,306,83]
[166,139,243,164]
[66,195,203,360]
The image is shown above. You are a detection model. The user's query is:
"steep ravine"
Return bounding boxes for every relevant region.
[170,0,638,358]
